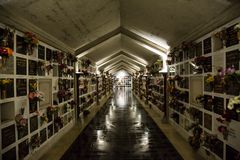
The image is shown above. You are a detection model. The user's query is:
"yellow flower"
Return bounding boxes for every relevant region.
[206,75,214,84]
[2,79,11,85]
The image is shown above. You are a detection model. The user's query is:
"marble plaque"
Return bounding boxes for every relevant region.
[39,79,52,109]
[226,49,240,70]
[16,79,27,97]
[16,57,27,75]
[2,147,16,160]
[2,124,16,149]
[30,116,38,133]
[38,45,45,60]
[226,24,239,47]
[203,37,212,54]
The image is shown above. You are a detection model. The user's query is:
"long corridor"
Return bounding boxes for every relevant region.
[61,88,183,160]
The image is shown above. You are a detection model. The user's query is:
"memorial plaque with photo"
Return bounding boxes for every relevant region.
[204,113,212,130]
[212,139,223,159]
[1,124,16,149]
[16,35,27,54]
[38,45,45,60]
[46,48,52,61]
[40,128,47,144]
[226,144,239,160]
[196,42,202,57]
[18,139,29,160]
[28,60,37,76]
[16,79,27,97]
[16,57,27,75]
[213,97,224,115]
[226,50,240,70]
[203,37,212,54]
[226,25,239,47]
[2,147,16,160]
[48,124,53,138]
[30,115,38,133]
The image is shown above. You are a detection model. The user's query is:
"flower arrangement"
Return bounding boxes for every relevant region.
[81,59,91,68]
[0,78,12,88]
[0,47,13,65]
[59,63,67,72]
[234,23,240,41]
[15,114,28,129]
[68,100,77,109]
[67,53,77,63]
[205,74,214,87]
[40,113,48,125]
[45,64,53,74]
[47,105,59,121]
[1,27,14,48]
[194,56,208,66]
[38,61,45,73]
[57,89,66,99]
[223,66,240,83]
[29,81,37,92]
[0,79,12,99]
[227,96,240,113]
[57,51,65,63]
[217,125,229,140]
[195,95,205,104]
[24,32,38,55]
[54,116,63,129]
[30,135,40,149]
[188,125,203,150]
[214,28,227,45]
[28,90,44,101]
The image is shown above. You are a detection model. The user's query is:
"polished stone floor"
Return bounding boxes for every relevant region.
[61,88,183,160]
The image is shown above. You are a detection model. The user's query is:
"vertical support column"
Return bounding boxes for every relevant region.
[162,72,168,123]
[75,73,80,119]
[146,76,149,104]
[96,76,99,105]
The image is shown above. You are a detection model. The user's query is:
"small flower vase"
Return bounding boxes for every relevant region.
[222,40,226,47]
[1,56,7,66]
[1,90,7,99]
[237,31,240,41]
[27,44,34,55]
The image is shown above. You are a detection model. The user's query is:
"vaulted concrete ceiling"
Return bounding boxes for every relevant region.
[1,0,240,74]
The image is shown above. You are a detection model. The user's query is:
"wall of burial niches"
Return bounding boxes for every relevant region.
[168,17,240,160]
[0,22,76,160]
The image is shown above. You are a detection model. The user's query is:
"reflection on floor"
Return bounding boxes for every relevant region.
[61,88,183,160]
